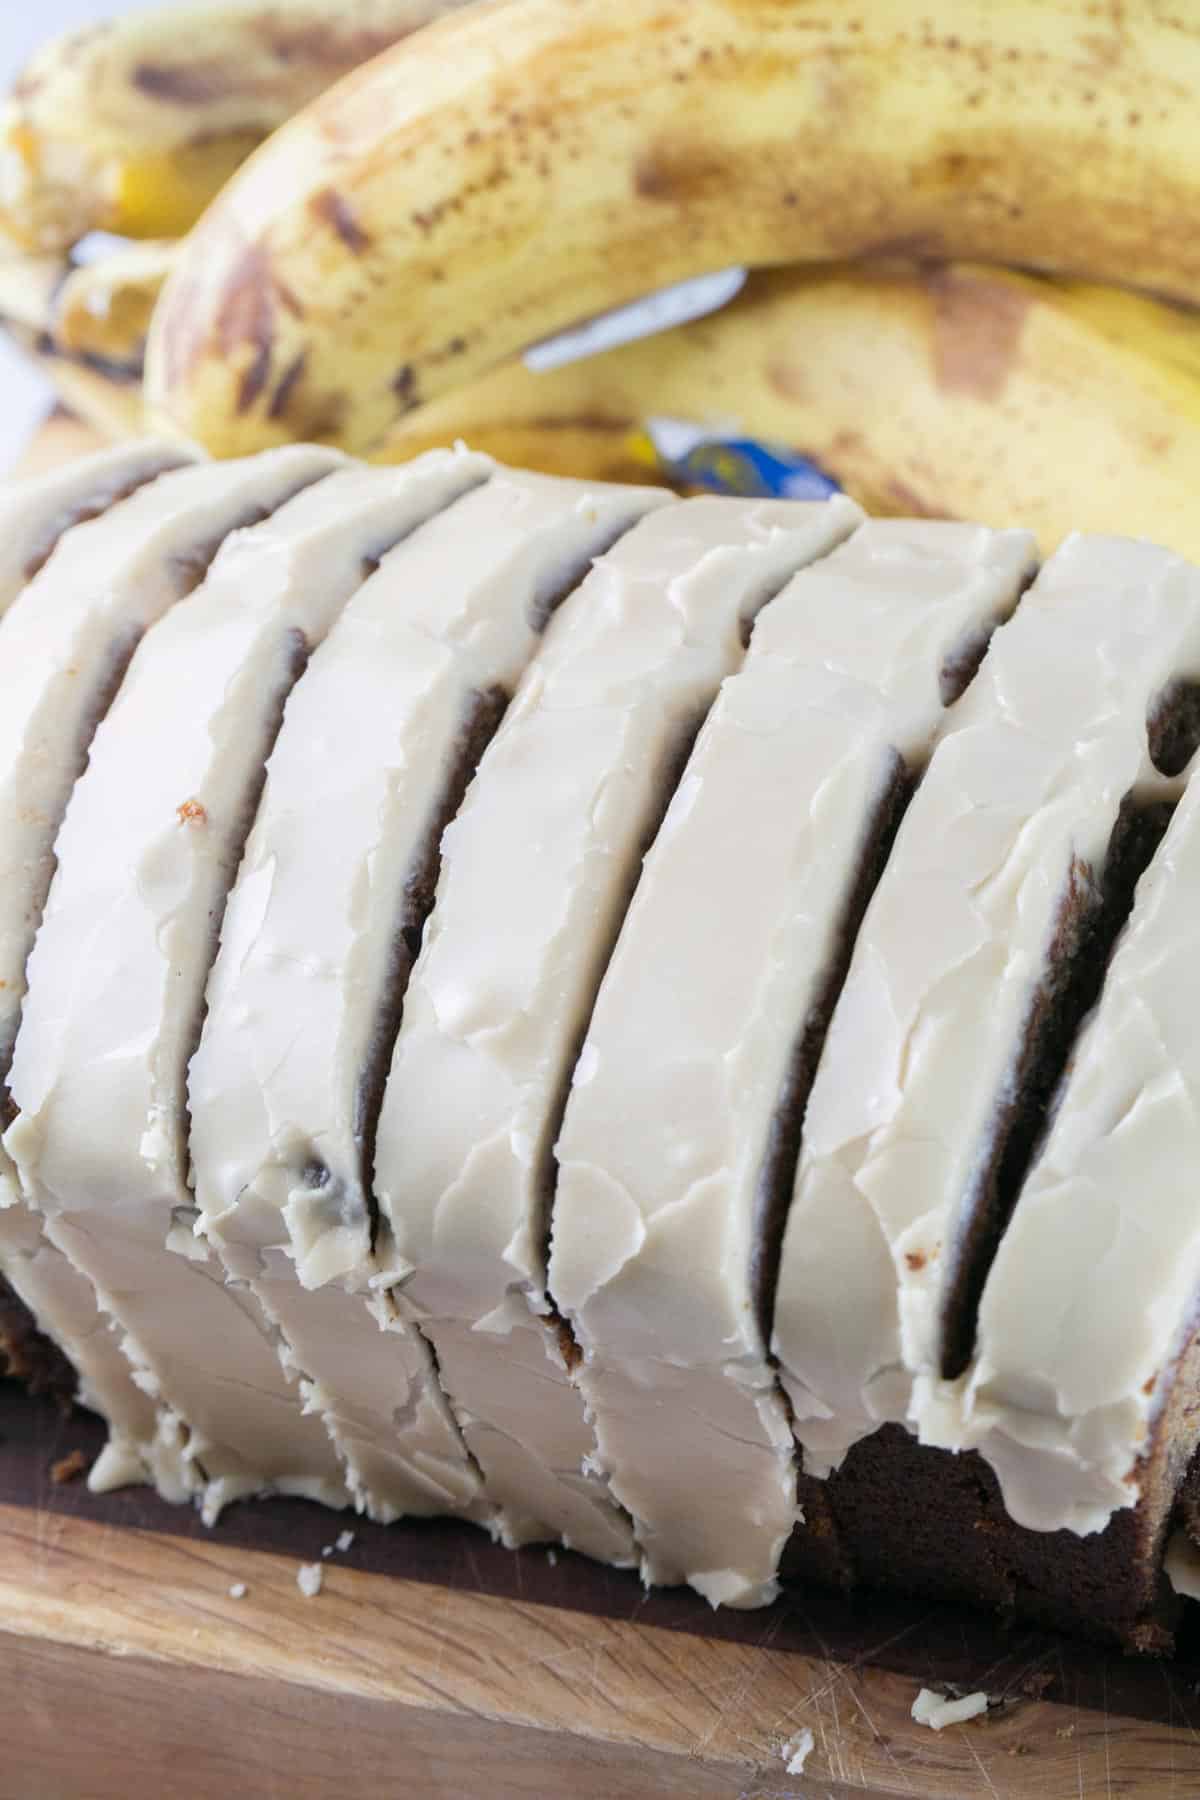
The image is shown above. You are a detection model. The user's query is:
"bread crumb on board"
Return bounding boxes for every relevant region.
[49,1448,87,1483]
[912,1687,989,1730]
[297,1562,324,1599]
[780,1726,814,1774]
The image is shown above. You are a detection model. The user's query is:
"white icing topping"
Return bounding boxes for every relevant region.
[0,446,336,1073]
[0,440,196,1495]
[6,452,483,1517]
[920,767,1200,1531]
[0,1167,186,1497]
[375,494,860,1556]
[550,521,1034,1606]
[775,532,1200,1480]
[0,446,337,1505]
[5,440,1196,1584]
[0,439,191,613]
[190,466,665,1523]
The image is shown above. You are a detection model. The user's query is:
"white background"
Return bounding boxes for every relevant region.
[0,0,176,469]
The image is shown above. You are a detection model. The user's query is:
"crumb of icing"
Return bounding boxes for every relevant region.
[911,1687,989,1730]
[297,1562,323,1598]
[50,1448,86,1483]
[336,1529,355,1553]
[228,1582,247,1600]
[781,1726,814,1774]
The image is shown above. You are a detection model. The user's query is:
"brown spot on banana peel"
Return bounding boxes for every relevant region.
[252,20,424,74]
[268,350,308,421]
[210,243,279,418]
[929,267,1032,402]
[237,339,272,414]
[408,155,513,237]
[884,475,955,518]
[132,63,235,106]
[134,22,435,111]
[392,365,419,410]
[213,244,277,359]
[857,232,951,266]
[299,392,348,443]
[310,188,371,256]
[524,411,632,435]
[186,236,303,418]
[766,353,808,405]
[260,351,346,443]
[633,139,745,205]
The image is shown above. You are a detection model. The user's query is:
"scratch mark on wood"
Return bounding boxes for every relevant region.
[964,1731,1000,1800]
[848,1674,917,1796]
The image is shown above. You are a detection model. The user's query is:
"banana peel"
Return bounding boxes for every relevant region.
[55,239,175,363]
[0,0,475,251]
[376,263,1200,562]
[0,243,157,441]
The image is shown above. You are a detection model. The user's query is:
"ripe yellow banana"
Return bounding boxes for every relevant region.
[0,247,149,441]
[54,239,176,364]
[17,330,147,441]
[16,238,1200,561]
[0,0,475,252]
[145,0,1200,458]
[375,263,1200,562]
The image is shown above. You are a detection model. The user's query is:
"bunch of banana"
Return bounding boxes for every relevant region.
[143,0,1200,457]
[5,0,1200,565]
[23,244,1200,561]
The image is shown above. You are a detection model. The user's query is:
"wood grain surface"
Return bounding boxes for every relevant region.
[4,1317,1200,1796]
[3,408,1200,1799]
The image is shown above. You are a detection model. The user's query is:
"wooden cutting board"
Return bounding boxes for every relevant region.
[2,408,1200,1800]
[4,1385,1200,1800]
